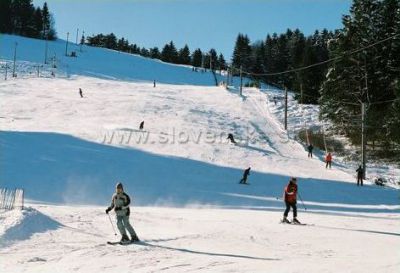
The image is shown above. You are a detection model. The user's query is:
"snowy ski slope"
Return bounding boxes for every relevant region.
[0,34,399,273]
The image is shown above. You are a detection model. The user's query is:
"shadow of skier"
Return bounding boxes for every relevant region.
[135,241,280,261]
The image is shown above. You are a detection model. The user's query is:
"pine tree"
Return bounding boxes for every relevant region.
[208,48,218,70]
[290,29,306,91]
[384,0,400,144]
[263,34,274,77]
[0,0,13,33]
[138,47,148,57]
[251,41,265,76]
[161,43,171,62]
[80,33,85,45]
[191,49,203,67]
[33,7,43,38]
[117,37,127,51]
[150,47,161,59]
[178,44,191,65]
[232,33,252,72]
[42,2,50,31]
[0,0,56,39]
[161,41,178,63]
[320,0,400,146]
[12,0,35,37]
[169,41,179,63]
[104,33,117,49]
[41,2,57,39]
[217,53,226,70]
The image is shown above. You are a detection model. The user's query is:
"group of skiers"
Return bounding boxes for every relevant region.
[309,142,364,185]
[106,140,366,243]
[106,174,303,244]
[103,117,366,242]
[307,143,332,169]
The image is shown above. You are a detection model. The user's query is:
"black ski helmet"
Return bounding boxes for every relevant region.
[116,182,123,190]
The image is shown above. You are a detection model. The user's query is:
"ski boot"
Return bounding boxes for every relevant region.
[120,234,130,243]
[130,235,140,243]
[282,216,291,224]
[292,218,301,224]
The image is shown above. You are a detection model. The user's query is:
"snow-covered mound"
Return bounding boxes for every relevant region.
[0,207,60,247]
[0,34,230,86]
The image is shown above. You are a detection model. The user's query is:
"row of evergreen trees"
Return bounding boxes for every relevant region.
[231,29,334,104]
[0,0,57,40]
[231,0,400,148]
[320,0,400,150]
[86,33,227,70]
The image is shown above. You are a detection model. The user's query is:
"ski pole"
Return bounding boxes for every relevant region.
[107,213,117,236]
[297,192,307,211]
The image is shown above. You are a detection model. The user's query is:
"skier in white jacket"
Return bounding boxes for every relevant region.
[106,182,139,243]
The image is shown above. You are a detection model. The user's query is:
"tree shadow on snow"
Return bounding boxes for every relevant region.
[0,131,399,215]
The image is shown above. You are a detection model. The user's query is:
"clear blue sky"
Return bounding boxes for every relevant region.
[33,0,352,59]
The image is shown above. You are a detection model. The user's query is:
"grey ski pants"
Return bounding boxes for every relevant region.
[116,215,137,238]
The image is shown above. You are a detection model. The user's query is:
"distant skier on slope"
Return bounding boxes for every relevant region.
[282,177,301,224]
[325,152,332,169]
[239,167,251,184]
[227,133,237,144]
[106,182,139,243]
[79,88,83,98]
[307,144,314,158]
[356,165,364,186]
[139,121,144,130]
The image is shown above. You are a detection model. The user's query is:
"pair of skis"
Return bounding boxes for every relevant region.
[280,220,307,225]
[107,240,141,246]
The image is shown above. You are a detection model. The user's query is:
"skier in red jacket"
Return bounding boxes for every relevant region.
[282,177,300,224]
[325,152,332,169]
